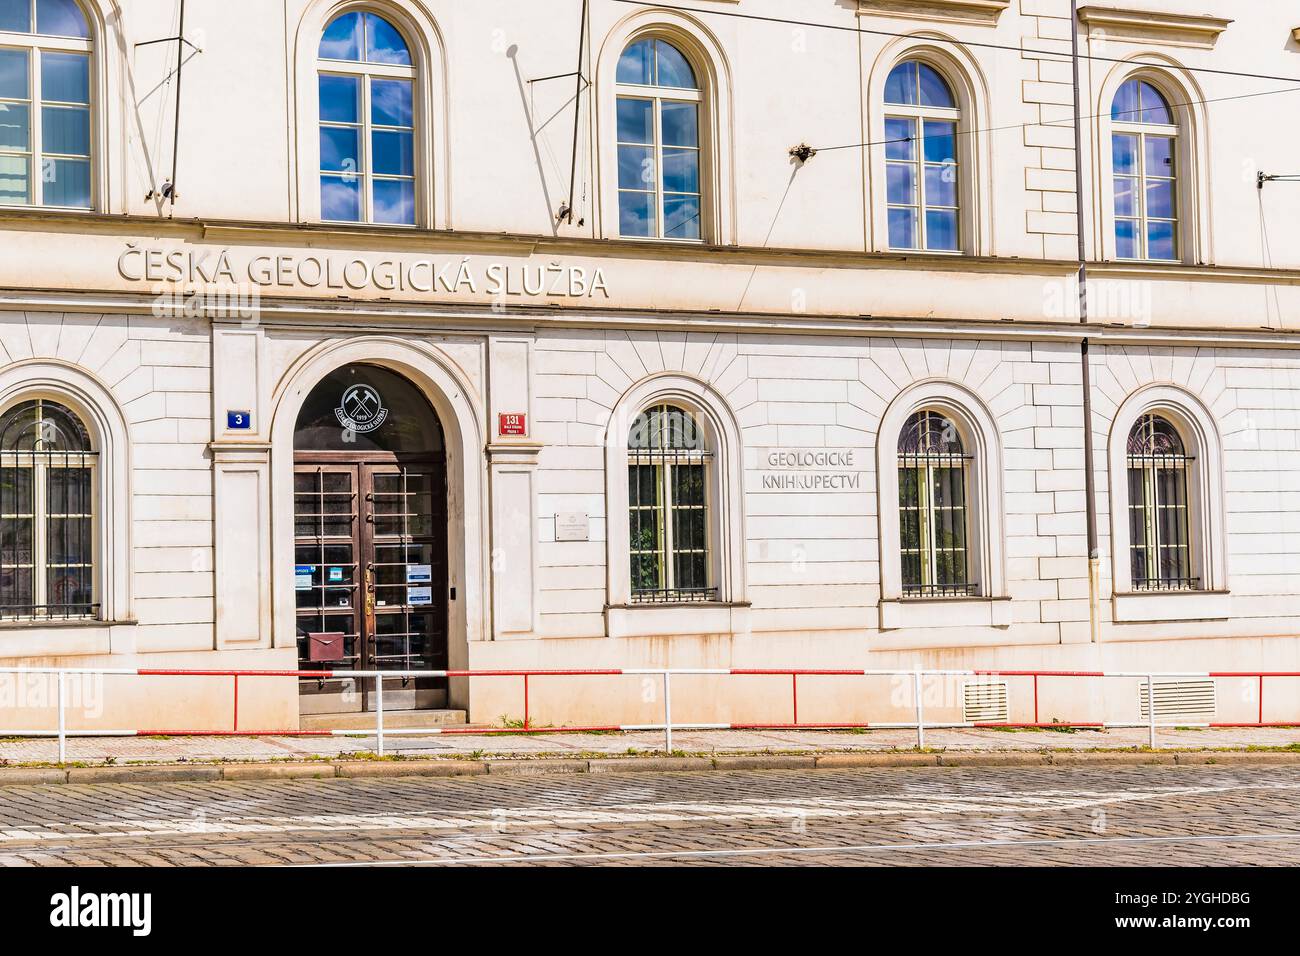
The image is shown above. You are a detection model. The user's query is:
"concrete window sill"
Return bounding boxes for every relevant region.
[1112,590,1230,623]
[880,596,1012,630]
[605,602,751,639]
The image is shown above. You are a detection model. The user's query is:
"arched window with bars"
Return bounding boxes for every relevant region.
[897,409,974,597]
[627,404,713,602]
[0,397,96,620]
[1126,413,1196,591]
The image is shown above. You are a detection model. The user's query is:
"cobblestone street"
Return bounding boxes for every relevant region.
[0,764,1297,866]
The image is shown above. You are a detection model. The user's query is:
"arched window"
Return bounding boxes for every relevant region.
[317,9,416,225]
[1126,413,1195,590]
[0,397,96,620]
[615,38,702,241]
[884,60,959,252]
[1111,78,1177,260]
[0,0,93,209]
[897,409,973,597]
[627,404,713,601]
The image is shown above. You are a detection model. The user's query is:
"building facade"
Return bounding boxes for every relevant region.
[1,0,1299,729]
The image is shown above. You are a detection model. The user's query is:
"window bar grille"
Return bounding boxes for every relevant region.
[897,442,977,599]
[0,447,98,621]
[1128,443,1197,592]
[628,412,717,605]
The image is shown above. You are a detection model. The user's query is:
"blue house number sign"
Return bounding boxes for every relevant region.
[227,410,252,430]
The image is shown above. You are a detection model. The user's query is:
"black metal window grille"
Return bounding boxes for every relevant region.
[628,404,716,603]
[0,399,98,621]
[898,410,976,598]
[1127,413,1198,591]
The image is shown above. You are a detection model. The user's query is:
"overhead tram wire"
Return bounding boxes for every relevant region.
[813,84,1300,155]
[609,0,1300,89]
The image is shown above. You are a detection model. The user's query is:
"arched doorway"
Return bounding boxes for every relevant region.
[292,364,449,714]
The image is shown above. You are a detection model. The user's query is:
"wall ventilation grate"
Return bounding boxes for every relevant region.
[1138,679,1217,723]
[963,681,1010,723]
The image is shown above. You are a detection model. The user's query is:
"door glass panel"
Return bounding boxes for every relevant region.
[373,611,438,670]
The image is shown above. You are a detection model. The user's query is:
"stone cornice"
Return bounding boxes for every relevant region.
[6,208,1300,284]
[3,289,1293,350]
[1077,6,1232,49]
[856,0,1010,26]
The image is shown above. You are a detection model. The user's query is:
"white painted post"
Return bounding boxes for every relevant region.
[56,671,66,765]
[1146,674,1157,750]
[914,671,925,750]
[375,675,385,757]
[663,671,673,754]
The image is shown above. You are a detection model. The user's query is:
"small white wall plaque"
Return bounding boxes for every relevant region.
[556,512,590,542]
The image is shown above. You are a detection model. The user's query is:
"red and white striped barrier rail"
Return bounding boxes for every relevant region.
[0,665,1297,764]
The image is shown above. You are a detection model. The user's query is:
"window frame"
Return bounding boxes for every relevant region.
[626,403,714,603]
[1097,64,1209,266]
[1125,413,1196,591]
[1111,78,1179,262]
[614,38,705,243]
[1106,385,1229,622]
[603,375,748,637]
[883,61,962,254]
[316,9,419,227]
[0,396,99,622]
[876,382,1008,630]
[897,409,976,598]
[0,0,95,210]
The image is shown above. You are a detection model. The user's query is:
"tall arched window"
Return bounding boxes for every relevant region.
[317,9,416,225]
[0,0,93,208]
[1112,78,1177,261]
[1126,413,1195,590]
[0,398,96,620]
[615,38,702,241]
[884,60,959,252]
[897,410,973,597]
[627,404,713,601]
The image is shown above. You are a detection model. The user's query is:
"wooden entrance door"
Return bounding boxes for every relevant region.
[294,458,448,713]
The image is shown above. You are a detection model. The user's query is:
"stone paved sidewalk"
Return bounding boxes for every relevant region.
[1,724,1297,766]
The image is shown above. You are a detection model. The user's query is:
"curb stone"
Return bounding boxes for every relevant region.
[0,749,1297,787]
[0,769,67,786]
[937,753,1051,767]
[221,762,337,781]
[588,757,714,773]
[65,766,224,784]
[485,759,590,776]
[1173,751,1300,765]
[337,760,488,779]
[814,753,940,768]
[1049,751,1177,766]
[711,755,817,771]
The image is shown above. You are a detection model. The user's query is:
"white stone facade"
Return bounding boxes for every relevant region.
[0,0,1298,728]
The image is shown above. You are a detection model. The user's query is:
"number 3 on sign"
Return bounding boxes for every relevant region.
[227,410,252,430]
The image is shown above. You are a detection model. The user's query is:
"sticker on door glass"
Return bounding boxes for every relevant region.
[406,564,432,584]
[328,566,344,583]
[408,586,433,606]
[295,565,315,591]
[334,384,388,433]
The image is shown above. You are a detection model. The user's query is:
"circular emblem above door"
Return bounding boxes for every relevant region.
[335,384,388,433]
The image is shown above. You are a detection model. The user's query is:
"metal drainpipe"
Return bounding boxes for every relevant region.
[1070,0,1102,643]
